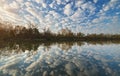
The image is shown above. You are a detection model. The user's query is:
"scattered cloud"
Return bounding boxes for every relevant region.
[0,0,120,34]
[93,0,98,3]
[64,3,74,16]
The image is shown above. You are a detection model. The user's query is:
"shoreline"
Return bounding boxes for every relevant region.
[1,37,120,43]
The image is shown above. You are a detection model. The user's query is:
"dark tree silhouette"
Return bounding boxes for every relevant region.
[0,22,120,41]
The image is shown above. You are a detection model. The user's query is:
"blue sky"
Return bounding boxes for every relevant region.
[0,0,120,34]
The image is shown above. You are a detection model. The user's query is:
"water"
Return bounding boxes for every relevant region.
[0,42,120,76]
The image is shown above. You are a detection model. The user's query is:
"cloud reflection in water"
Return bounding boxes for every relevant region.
[0,43,120,76]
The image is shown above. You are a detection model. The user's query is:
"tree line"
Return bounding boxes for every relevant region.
[0,23,120,41]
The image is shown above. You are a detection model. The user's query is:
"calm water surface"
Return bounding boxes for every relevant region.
[0,42,120,76]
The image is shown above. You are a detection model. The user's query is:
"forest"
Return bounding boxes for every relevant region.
[0,22,120,42]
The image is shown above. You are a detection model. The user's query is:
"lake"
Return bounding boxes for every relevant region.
[0,41,120,76]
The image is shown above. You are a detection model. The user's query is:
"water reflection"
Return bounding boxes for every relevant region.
[0,41,120,76]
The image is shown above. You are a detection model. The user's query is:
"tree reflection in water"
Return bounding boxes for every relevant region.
[0,41,120,76]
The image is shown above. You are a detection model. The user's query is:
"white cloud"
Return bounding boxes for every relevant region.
[9,1,20,9]
[24,14,35,23]
[64,3,74,16]
[56,0,62,5]
[93,0,98,3]
[42,3,47,8]
[35,0,40,4]
[92,16,109,24]
[56,0,67,5]
[25,6,45,24]
[86,15,120,34]
[35,0,47,8]
[92,18,99,23]
[0,6,23,25]
[1,1,20,15]
[71,8,84,21]
[75,0,84,8]
[103,0,119,12]
[0,0,6,7]
[65,0,70,2]
[81,2,96,14]
[16,0,23,3]
[103,5,109,11]
[25,2,31,7]
[49,11,61,19]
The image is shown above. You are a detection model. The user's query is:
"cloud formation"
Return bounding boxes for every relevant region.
[0,0,120,34]
[0,44,120,76]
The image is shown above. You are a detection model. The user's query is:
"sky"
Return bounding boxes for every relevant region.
[0,0,120,34]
